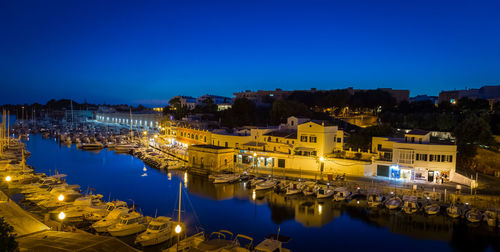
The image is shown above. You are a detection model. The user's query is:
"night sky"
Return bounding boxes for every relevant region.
[1,0,500,106]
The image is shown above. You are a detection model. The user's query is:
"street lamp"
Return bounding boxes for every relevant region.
[58,211,66,231]
[58,194,64,201]
[175,224,182,252]
[5,176,11,182]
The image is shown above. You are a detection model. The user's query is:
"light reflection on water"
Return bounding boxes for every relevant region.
[24,133,499,252]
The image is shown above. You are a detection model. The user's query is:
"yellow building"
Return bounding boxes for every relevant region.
[188,145,234,173]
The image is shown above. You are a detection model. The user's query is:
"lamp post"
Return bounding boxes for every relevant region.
[5,176,11,182]
[58,211,66,231]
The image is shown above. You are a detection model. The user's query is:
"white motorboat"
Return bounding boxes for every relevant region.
[385,197,402,210]
[484,211,497,227]
[446,204,461,218]
[285,182,303,196]
[48,194,105,220]
[84,200,128,221]
[466,208,482,223]
[188,230,235,251]
[402,196,418,214]
[254,234,291,252]
[302,182,317,196]
[135,217,184,246]
[80,142,104,150]
[213,174,240,184]
[333,187,351,202]
[114,144,135,153]
[255,180,278,191]
[107,211,151,237]
[423,203,440,215]
[163,232,206,252]
[92,206,131,232]
[316,186,334,199]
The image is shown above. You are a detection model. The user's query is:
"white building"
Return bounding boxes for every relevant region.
[371,130,457,183]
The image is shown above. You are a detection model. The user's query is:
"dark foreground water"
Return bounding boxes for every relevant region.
[24,133,499,252]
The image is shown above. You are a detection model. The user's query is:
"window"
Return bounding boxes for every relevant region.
[337,138,342,143]
[448,155,453,162]
[300,135,308,142]
[419,138,422,144]
[225,142,228,147]
[429,155,434,162]
[278,159,286,168]
[267,136,271,142]
[441,155,446,162]
[377,144,382,151]
[309,136,317,143]
[411,137,415,143]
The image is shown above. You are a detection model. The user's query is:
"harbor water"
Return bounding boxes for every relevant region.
[24,133,499,251]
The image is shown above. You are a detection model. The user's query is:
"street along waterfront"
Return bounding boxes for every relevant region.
[24,133,499,251]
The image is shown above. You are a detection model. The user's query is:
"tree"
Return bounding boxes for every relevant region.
[270,100,311,125]
[220,98,257,127]
[0,217,17,252]
[454,113,496,161]
[345,124,393,151]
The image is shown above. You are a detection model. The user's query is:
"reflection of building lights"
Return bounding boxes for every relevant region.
[252,190,256,200]
[168,172,172,180]
[184,172,188,188]
[143,166,147,172]
[58,194,65,201]
[318,204,323,214]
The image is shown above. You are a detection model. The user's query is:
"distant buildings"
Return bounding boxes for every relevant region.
[410,95,438,104]
[234,87,410,106]
[438,85,500,104]
[171,94,232,111]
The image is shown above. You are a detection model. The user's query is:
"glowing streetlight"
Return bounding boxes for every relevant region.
[143,131,147,135]
[58,194,65,201]
[253,153,257,157]
[154,134,158,138]
[319,157,324,162]
[175,224,182,234]
[5,176,11,182]
[58,211,66,220]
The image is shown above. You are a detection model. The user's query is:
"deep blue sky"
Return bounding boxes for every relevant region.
[1,0,500,106]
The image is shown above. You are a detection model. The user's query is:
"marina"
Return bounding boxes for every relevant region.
[1,121,498,251]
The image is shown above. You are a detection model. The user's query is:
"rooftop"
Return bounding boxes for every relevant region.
[264,129,297,139]
[406,129,430,135]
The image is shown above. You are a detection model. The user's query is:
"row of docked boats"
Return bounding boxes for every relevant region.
[164,229,291,252]
[2,160,186,248]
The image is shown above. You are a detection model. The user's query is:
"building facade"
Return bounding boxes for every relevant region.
[371,130,456,183]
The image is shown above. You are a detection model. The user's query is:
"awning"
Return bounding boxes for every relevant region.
[294,147,316,152]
